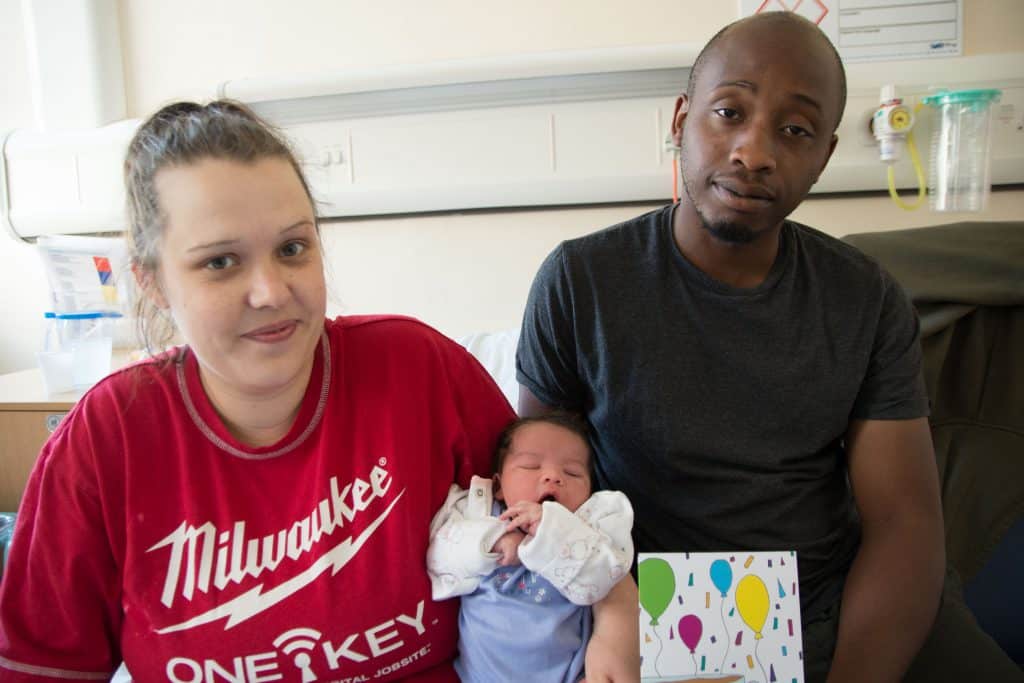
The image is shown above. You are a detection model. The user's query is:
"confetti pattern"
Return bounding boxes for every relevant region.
[638,551,804,682]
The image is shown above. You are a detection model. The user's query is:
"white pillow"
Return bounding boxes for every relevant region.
[457,328,520,409]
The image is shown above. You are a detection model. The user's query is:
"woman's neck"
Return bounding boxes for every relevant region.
[198,359,315,447]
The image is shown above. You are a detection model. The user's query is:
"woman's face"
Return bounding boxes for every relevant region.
[149,156,326,402]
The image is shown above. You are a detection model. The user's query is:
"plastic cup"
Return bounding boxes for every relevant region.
[36,349,75,395]
[55,312,115,389]
[922,89,1001,212]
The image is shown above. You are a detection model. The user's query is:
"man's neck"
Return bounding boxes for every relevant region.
[672,202,783,289]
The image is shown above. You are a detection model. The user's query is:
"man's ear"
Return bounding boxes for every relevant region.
[670,94,690,149]
[813,133,839,184]
[133,264,168,310]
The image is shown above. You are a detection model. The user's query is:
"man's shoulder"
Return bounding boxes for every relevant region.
[556,205,670,268]
[788,220,889,284]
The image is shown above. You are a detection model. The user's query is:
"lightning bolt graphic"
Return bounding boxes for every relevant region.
[157,490,405,634]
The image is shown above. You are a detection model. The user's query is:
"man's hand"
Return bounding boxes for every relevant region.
[500,500,544,536]
[490,530,526,566]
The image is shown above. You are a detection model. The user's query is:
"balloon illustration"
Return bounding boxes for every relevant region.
[677,614,703,653]
[735,574,770,639]
[710,559,733,597]
[639,557,676,625]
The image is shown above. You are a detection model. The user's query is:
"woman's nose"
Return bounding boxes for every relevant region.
[248,262,290,309]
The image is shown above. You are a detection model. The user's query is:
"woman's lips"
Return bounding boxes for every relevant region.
[243,321,298,343]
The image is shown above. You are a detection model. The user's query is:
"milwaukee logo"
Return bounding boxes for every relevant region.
[148,465,400,631]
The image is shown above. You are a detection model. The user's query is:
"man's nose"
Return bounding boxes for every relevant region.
[730,122,777,173]
[247,262,290,309]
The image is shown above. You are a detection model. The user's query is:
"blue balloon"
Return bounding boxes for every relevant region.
[710,559,733,597]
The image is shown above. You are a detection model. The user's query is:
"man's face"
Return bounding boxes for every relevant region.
[672,22,841,244]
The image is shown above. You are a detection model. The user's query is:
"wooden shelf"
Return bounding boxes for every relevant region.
[0,351,136,512]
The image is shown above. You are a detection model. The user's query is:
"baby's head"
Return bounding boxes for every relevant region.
[492,412,594,512]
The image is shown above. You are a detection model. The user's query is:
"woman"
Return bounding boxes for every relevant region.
[0,101,636,682]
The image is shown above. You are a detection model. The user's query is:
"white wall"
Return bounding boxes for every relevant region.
[1,0,1022,372]
[0,0,51,375]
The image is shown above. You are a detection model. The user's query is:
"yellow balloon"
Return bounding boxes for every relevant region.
[735,575,770,639]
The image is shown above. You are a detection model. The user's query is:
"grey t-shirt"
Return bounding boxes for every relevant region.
[516,204,929,618]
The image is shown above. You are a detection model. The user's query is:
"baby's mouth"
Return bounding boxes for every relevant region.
[539,493,557,504]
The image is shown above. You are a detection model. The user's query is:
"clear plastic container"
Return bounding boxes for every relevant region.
[922,89,1002,212]
[59,312,118,389]
[36,311,121,394]
[36,311,74,395]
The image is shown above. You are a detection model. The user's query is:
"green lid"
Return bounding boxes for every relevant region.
[922,89,1002,108]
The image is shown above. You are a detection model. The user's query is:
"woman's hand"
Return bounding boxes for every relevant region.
[584,575,640,682]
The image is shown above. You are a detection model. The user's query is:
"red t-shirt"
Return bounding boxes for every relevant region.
[0,316,514,682]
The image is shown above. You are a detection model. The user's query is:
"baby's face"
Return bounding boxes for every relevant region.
[496,422,592,512]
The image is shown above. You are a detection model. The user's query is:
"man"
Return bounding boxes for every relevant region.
[517,12,1021,683]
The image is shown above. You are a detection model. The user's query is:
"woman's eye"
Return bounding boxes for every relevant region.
[204,255,237,271]
[280,241,307,258]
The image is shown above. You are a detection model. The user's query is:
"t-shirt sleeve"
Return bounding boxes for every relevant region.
[0,402,121,681]
[441,337,516,489]
[516,244,586,411]
[850,270,930,421]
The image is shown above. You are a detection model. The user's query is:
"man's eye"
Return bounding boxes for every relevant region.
[280,241,307,258]
[782,124,812,137]
[204,255,238,270]
[714,108,740,120]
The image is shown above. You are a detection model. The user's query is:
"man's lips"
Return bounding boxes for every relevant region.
[242,320,298,342]
[712,180,776,212]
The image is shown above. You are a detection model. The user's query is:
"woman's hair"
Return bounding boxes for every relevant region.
[124,99,316,354]
[492,411,595,479]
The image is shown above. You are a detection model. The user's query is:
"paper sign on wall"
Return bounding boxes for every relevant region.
[739,0,963,62]
[639,552,804,683]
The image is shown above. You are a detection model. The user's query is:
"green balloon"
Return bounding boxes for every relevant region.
[638,558,676,626]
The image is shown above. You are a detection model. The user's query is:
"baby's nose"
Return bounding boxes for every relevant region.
[541,470,563,484]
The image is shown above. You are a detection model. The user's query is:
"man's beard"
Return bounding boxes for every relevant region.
[699,217,756,244]
[681,168,757,245]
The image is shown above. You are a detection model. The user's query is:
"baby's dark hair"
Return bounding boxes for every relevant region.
[492,411,595,479]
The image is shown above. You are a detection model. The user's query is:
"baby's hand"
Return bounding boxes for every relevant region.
[491,530,525,566]
[500,501,544,536]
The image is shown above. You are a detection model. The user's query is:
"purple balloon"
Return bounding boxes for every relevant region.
[678,614,703,653]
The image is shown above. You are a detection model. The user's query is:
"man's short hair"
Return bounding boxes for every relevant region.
[685,13,848,131]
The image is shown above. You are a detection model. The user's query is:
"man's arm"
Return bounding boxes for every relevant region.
[586,575,641,683]
[518,384,551,417]
[828,417,945,683]
[518,386,640,682]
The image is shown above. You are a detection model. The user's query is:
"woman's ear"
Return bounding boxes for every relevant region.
[133,264,168,310]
